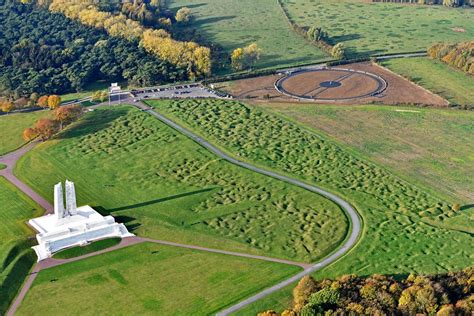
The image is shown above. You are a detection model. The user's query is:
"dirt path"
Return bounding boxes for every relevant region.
[0,142,53,213]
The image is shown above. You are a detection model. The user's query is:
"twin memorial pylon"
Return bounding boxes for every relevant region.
[29,180,134,261]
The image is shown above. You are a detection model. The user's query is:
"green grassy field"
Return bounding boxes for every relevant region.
[15,106,348,263]
[0,176,43,314]
[17,242,301,315]
[260,103,474,203]
[53,238,121,259]
[381,57,474,106]
[282,0,474,57]
[150,99,473,278]
[0,110,51,155]
[168,0,329,71]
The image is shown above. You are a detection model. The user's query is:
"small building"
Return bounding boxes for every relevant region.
[29,180,134,261]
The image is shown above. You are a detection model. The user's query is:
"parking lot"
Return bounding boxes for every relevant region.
[130,84,232,101]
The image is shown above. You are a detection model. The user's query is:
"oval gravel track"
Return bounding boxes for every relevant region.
[132,102,362,315]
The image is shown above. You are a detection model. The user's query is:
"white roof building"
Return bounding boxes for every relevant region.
[29,180,134,261]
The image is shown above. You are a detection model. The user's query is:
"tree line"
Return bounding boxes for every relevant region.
[43,0,211,78]
[371,0,473,6]
[0,0,186,98]
[428,41,474,75]
[23,103,82,141]
[259,266,473,315]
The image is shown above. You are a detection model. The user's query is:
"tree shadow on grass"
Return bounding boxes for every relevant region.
[58,107,129,140]
[194,15,237,27]
[107,188,216,213]
[460,204,473,211]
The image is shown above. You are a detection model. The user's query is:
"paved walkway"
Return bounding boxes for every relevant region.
[6,235,309,316]
[131,102,362,315]
[0,142,53,213]
[5,102,362,315]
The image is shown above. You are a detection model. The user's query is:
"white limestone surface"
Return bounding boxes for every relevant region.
[29,205,134,261]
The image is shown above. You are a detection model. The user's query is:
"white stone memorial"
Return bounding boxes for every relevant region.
[29,180,134,261]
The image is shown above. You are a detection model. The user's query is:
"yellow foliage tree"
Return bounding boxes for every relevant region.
[47,95,61,110]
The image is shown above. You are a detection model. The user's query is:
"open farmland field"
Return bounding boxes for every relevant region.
[0,176,43,314]
[260,103,474,203]
[281,0,474,57]
[15,106,348,263]
[0,110,51,155]
[150,99,474,277]
[381,57,474,106]
[168,0,329,71]
[17,242,301,315]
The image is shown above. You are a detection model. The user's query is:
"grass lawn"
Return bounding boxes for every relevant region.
[17,242,301,315]
[53,238,121,259]
[259,103,474,203]
[282,0,474,57]
[0,110,51,155]
[60,81,114,103]
[0,176,43,314]
[150,99,474,278]
[381,57,474,106]
[15,105,348,263]
[168,0,329,71]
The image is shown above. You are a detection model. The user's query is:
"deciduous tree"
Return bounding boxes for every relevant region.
[34,118,59,140]
[37,95,49,108]
[175,7,191,23]
[23,127,38,141]
[47,95,61,109]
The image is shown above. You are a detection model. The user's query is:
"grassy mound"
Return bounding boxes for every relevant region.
[53,238,122,259]
[260,103,474,203]
[0,163,6,170]
[15,106,348,262]
[149,99,473,277]
[17,242,301,315]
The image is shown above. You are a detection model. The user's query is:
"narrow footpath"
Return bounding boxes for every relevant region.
[131,101,362,315]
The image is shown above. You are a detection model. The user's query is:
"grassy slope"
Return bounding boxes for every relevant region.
[151,99,473,278]
[381,57,474,106]
[53,238,121,259]
[0,176,43,314]
[0,176,42,264]
[282,0,474,56]
[15,106,348,263]
[169,0,328,71]
[259,103,474,203]
[17,242,301,315]
[0,110,51,155]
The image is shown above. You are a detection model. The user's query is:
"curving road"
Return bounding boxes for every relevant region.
[131,102,362,315]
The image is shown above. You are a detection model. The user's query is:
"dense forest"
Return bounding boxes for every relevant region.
[371,0,473,6]
[42,0,211,78]
[428,41,474,75]
[259,267,474,315]
[0,0,187,98]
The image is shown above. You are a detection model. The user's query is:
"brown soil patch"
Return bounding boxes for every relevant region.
[220,62,449,106]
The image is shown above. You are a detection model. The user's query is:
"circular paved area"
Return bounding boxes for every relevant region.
[275,68,387,101]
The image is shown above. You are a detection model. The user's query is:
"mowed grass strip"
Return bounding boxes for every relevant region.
[150,99,474,276]
[260,103,474,203]
[282,0,474,57]
[0,176,43,314]
[17,242,301,315]
[168,0,328,71]
[0,110,51,155]
[381,57,474,106]
[0,176,42,265]
[15,106,348,263]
